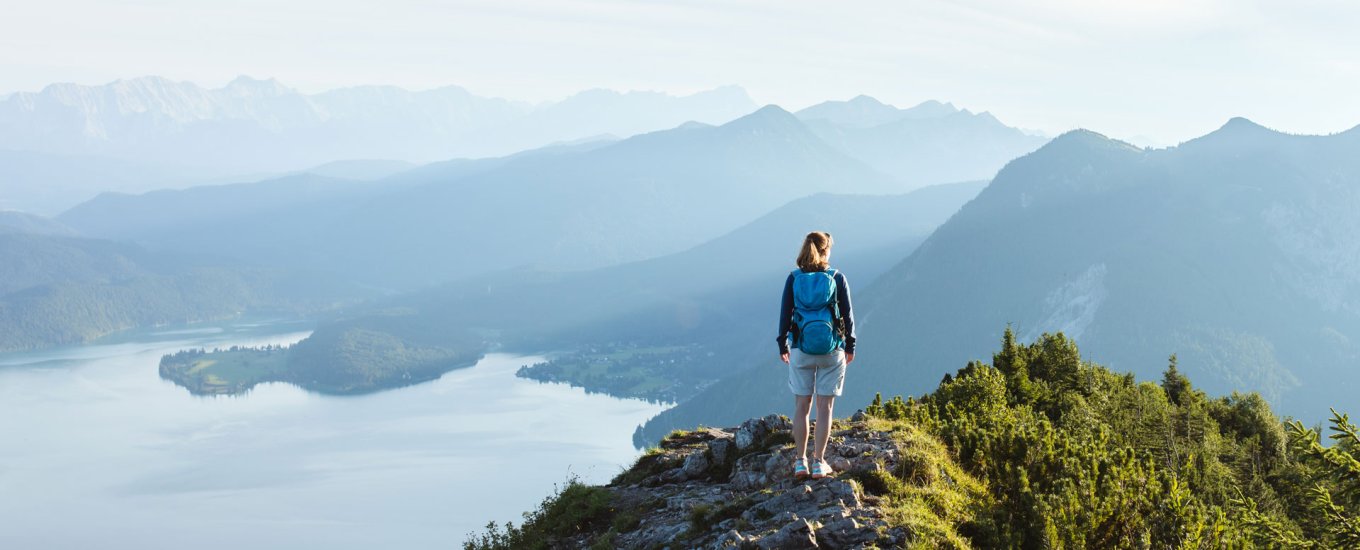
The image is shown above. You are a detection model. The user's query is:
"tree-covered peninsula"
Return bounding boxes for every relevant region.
[160,319,488,395]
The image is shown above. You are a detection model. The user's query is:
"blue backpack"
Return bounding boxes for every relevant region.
[791,268,842,355]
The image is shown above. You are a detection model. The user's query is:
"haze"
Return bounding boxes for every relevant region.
[4,0,1359,145]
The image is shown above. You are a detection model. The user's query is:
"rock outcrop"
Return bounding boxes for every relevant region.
[567,413,917,549]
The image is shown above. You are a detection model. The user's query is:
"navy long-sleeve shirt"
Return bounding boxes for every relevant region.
[777,269,855,355]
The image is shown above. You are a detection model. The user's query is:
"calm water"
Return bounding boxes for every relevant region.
[0,320,666,549]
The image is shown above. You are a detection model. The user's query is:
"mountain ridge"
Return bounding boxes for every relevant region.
[0,75,759,184]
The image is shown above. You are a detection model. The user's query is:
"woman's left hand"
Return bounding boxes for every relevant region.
[845,352,855,364]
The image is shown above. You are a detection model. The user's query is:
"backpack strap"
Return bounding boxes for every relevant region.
[826,269,844,339]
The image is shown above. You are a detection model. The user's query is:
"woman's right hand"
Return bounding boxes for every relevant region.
[780,352,789,364]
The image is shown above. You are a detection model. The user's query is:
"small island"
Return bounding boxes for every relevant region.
[159,323,487,396]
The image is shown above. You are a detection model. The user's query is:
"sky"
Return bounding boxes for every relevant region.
[3,0,1358,144]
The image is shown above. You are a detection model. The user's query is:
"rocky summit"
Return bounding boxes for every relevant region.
[535,412,966,549]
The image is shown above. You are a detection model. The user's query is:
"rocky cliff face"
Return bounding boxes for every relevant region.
[517,413,978,549]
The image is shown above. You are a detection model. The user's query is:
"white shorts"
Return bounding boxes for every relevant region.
[788,349,846,397]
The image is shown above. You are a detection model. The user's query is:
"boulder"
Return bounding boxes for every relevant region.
[827,456,852,474]
[709,436,734,465]
[757,518,820,549]
[683,450,711,479]
[717,529,747,548]
[817,516,877,549]
[735,420,768,450]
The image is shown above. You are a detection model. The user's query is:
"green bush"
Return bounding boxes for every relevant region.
[464,478,616,550]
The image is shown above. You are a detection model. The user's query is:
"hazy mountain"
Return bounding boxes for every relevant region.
[299,159,416,180]
[795,96,1049,188]
[0,211,77,236]
[312,105,899,287]
[482,86,754,157]
[637,118,1360,443]
[0,149,262,215]
[62,105,899,289]
[57,173,390,251]
[0,231,365,351]
[795,95,957,127]
[0,76,756,176]
[398,180,986,339]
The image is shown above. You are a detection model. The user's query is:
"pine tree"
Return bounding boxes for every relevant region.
[1162,354,1191,407]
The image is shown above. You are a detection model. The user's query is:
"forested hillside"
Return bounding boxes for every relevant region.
[0,230,363,351]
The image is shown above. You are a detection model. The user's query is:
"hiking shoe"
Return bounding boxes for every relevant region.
[793,457,809,480]
[811,459,833,479]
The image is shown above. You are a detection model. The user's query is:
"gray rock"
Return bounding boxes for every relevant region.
[828,456,852,474]
[735,418,768,450]
[731,471,765,490]
[661,468,688,484]
[826,480,860,508]
[814,505,852,521]
[763,413,792,431]
[684,451,711,479]
[709,437,734,465]
[733,451,770,482]
[716,529,746,548]
[758,519,820,549]
[817,516,875,549]
[754,485,822,521]
[638,521,691,548]
[850,410,867,422]
[764,453,788,479]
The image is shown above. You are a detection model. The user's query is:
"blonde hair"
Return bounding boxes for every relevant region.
[796,231,833,272]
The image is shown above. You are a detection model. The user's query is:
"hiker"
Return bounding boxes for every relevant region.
[777,231,855,480]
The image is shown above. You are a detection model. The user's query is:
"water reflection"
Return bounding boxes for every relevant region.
[0,320,666,549]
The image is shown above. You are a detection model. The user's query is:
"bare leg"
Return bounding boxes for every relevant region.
[793,395,813,460]
[813,395,836,462]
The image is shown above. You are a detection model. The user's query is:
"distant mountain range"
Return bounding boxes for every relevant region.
[0,76,755,210]
[795,95,1049,187]
[59,105,903,288]
[1,76,1048,214]
[0,76,760,166]
[638,117,1360,443]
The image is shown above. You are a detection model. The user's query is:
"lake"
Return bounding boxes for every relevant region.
[0,319,667,549]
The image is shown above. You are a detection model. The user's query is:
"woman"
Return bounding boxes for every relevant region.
[777,231,855,480]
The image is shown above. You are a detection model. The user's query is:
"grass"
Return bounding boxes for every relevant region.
[464,478,617,550]
[840,418,990,549]
[185,359,217,374]
[611,447,673,486]
[161,347,290,394]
